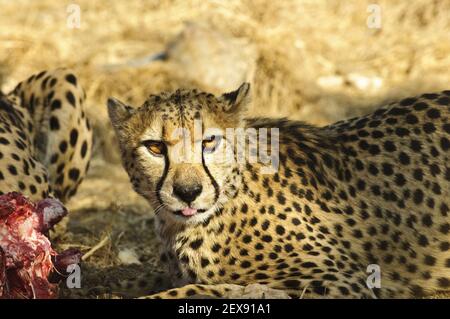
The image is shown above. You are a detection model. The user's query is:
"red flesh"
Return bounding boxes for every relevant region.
[0,192,81,299]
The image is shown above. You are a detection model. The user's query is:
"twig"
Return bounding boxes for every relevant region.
[82,235,110,261]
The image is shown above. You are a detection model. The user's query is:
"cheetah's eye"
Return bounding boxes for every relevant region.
[202,135,222,154]
[143,140,166,156]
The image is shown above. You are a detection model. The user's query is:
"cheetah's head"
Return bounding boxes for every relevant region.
[108,83,250,224]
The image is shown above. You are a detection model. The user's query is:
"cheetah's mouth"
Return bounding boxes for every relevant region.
[174,208,207,217]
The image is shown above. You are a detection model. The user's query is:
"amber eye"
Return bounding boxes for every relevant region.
[202,135,222,153]
[143,140,166,156]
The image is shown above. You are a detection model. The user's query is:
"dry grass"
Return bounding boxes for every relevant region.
[1,0,450,126]
[1,0,449,298]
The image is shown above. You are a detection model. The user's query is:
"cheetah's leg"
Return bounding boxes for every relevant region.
[140,273,376,299]
[8,68,93,202]
[138,283,290,299]
[109,271,173,298]
[262,275,377,299]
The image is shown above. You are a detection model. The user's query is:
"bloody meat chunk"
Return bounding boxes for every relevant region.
[0,192,81,299]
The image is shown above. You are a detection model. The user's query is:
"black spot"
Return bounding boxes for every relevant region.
[371,130,384,139]
[338,286,350,296]
[283,280,300,288]
[59,141,68,153]
[386,118,397,125]
[200,258,210,267]
[68,168,80,181]
[383,141,396,152]
[255,273,269,280]
[423,122,436,134]
[436,95,450,105]
[398,152,410,165]
[29,184,37,194]
[322,274,339,281]
[368,164,379,176]
[443,123,450,134]
[65,74,77,86]
[399,97,417,106]
[412,169,423,181]
[8,165,17,175]
[418,235,429,247]
[427,108,440,119]
[413,189,424,205]
[261,220,270,231]
[297,261,316,269]
[405,114,418,124]
[51,99,61,110]
[277,192,286,205]
[368,120,381,128]
[395,127,409,137]
[186,289,197,297]
[422,93,438,100]
[440,137,450,151]
[438,278,450,288]
[440,242,450,251]
[81,141,88,158]
[388,107,410,116]
[70,129,78,146]
[66,91,76,107]
[189,238,203,250]
[276,225,285,235]
[410,140,421,152]
[368,144,381,155]
[358,140,369,150]
[440,223,450,234]
[424,255,436,266]
[382,163,393,176]
[49,116,60,130]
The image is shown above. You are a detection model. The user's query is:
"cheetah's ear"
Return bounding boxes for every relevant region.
[220,82,251,114]
[107,97,134,128]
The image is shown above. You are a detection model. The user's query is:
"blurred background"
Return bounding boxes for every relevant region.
[1,0,449,297]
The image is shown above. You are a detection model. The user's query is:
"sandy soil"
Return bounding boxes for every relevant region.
[51,158,163,298]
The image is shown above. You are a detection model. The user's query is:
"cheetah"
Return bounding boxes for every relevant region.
[107,83,450,298]
[0,69,92,203]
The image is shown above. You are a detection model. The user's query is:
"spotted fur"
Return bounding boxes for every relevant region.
[108,84,450,299]
[0,69,92,202]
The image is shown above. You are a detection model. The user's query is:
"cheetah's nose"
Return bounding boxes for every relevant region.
[173,184,203,204]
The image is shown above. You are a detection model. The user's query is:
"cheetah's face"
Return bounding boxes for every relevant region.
[108,83,250,224]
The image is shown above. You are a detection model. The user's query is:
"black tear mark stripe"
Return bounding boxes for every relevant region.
[156,157,169,206]
[156,127,170,206]
[202,153,220,201]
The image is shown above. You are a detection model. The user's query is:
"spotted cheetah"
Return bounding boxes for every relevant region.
[108,83,450,298]
[0,69,92,203]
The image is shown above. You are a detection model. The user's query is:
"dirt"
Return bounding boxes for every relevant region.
[53,158,163,298]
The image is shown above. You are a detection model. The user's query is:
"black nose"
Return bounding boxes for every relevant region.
[173,184,203,204]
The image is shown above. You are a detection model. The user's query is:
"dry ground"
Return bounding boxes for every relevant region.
[0,0,450,298]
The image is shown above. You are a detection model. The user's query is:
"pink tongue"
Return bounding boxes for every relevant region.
[181,208,197,216]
